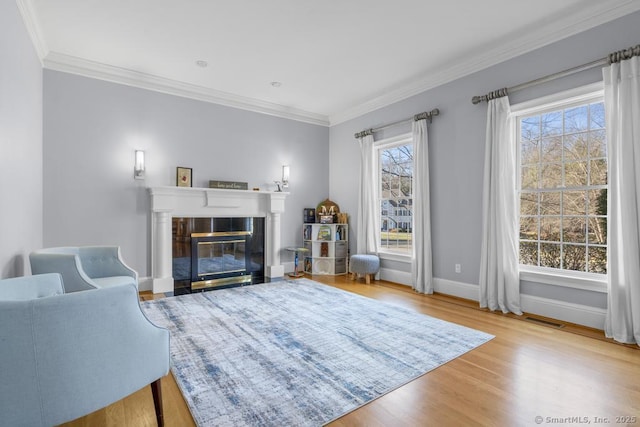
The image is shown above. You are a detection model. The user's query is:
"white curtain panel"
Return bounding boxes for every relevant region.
[603,55,640,345]
[479,96,522,314]
[411,119,433,294]
[356,134,379,254]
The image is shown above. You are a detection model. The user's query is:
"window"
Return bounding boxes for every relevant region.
[517,90,607,276]
[378,136,413,255]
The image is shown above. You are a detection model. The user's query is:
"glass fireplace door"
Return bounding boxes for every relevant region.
[191,231,252,290]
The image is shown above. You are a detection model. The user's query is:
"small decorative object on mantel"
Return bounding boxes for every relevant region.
[209,180,248,190]
[316,198,340,223]
[336,212,348,224]
[176,167,192,187]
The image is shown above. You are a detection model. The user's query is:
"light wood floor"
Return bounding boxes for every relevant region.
[62,275,639,427]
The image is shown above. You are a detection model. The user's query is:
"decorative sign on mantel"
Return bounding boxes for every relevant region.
[209,180,248,190]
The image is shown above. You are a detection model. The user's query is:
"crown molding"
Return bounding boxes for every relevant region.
[16,0,48,63]
[43,52,330,127]
[22,0,640,128]
[328,0,640,125]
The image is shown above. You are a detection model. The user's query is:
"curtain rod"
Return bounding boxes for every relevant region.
[471,44,640,105]
[354,108,440,139]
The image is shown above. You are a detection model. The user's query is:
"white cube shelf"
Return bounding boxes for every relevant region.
[302,223,349,275]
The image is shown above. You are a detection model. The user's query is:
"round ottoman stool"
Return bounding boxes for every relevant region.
[349,254,380,284]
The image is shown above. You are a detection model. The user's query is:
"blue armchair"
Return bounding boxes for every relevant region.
[29,246,138,292]
[0,273,170,426]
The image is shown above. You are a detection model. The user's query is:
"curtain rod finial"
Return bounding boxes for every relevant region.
[471,96,483,105]
[354,129,374,139]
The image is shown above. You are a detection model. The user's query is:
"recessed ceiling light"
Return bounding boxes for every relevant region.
[270,81,282,88]
[196,60,208,68]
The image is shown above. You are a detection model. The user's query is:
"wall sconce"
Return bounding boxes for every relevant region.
[282,165,290,189]
[134,150,145,180]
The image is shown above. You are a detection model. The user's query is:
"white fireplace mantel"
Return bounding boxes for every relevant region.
[148,186,288,294]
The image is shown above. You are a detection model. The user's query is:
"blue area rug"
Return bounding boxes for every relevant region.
[141,279,493,426]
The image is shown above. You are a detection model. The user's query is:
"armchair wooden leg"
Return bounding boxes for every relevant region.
[151,378,164,427]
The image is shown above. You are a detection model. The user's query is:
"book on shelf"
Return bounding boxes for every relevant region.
[317,225,332,241]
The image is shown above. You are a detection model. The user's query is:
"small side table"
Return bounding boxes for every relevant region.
[286,247,310,278]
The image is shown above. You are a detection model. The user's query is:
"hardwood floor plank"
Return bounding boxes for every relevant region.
[62,276,638,426]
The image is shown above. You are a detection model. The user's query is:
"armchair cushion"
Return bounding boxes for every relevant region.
[93,275,137,289]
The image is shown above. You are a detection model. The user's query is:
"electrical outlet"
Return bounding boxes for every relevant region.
[455,264,461,273]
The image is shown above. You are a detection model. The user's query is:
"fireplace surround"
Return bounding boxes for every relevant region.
[148,186,288,294]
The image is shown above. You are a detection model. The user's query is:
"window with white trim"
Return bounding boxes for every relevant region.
[378,136,413,255]
[517,92,607,275]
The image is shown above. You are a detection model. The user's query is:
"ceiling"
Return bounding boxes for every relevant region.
[20,0,640,126]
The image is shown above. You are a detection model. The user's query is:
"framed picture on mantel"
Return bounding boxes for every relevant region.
[176,167,192,187]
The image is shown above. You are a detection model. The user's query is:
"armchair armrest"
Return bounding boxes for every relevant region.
[0,273,64,301]
[78,246,138,281]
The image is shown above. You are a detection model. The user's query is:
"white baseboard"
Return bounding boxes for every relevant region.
[146,266,606,330]
[266,265,285,278]
[380,268,411,286]
[283,261,294,275]
[520,294,606,330]
[138,276,153,292]
[428,277,605,330]
[433,278,479,301]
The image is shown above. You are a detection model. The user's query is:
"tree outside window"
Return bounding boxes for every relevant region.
[519,100,607,274]
[379,142,413,254]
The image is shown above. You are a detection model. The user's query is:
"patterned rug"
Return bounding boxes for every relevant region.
[141,279,493,426]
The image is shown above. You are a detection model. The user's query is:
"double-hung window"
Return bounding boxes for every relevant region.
[378,135,413,256]
[514,85,607,288]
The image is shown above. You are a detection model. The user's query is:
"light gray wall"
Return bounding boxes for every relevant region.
[0,0,43,278]
[330,10,640,309]
[43,71,329,278]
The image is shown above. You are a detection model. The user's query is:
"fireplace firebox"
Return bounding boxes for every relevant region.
[172,217,264,295]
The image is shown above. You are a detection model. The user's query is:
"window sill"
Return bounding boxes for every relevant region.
[378,251,411,263]
[519,266,607,293]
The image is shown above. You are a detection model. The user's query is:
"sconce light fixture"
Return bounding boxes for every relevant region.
[282,165,290,189]
[134,150,145,180]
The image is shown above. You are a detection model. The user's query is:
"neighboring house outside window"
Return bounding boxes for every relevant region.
[513,84,607,291]
[378,136,413,256]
